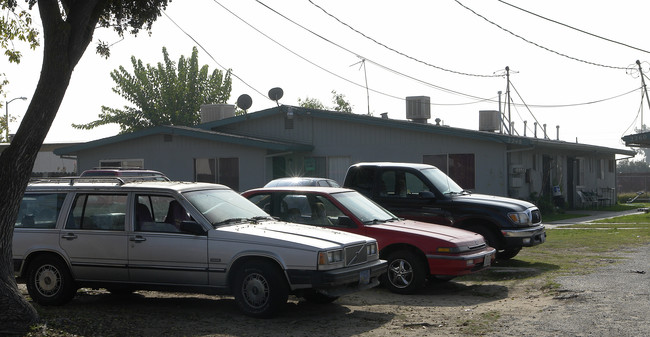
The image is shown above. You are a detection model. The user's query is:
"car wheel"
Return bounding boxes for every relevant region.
[26,255,76,305]
[497,247,522,260]
[381,250,426,294]
[232,261,289,318]
[302,290,339,303]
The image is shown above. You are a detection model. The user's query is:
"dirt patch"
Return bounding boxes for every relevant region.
[21,274,555,337]
[22,244,650,337]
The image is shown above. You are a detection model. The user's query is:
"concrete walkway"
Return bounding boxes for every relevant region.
[545,208,645,228]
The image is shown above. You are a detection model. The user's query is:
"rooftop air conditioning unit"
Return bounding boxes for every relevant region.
[479,110,501,132]
[200,104,236,123]
[406,96,431,123]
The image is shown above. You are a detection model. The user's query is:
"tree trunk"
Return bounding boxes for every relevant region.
[0,1,104,332]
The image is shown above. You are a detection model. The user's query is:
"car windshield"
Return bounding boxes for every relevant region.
[331,191,397,223]
[421,167,463,195]
[184,189,269,226]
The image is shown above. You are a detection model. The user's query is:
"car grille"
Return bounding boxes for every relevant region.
[531,209,542,224]
[345,244,368,266]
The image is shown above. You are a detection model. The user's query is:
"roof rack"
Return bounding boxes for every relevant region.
[29,175,168,186]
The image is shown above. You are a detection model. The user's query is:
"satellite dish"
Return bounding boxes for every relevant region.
[236,94,252,112]
[268,87,284,106]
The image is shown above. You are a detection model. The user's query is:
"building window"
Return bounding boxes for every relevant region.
[194,157,239,191]
[608,159,615,173]
[423,154,475,189]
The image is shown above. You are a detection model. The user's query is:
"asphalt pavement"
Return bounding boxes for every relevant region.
[545,208,645,228]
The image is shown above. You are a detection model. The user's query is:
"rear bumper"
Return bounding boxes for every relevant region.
[286,259,387,296]
[502,224,546,248]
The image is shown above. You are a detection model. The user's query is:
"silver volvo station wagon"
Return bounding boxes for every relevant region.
[12,177,386,318]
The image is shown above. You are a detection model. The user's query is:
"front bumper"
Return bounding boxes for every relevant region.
[427,247,496,276]
[502,224,546,248]
[286,259,387,296]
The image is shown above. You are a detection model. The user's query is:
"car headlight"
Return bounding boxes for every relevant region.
[366,242,378,256]
[318,249,344,270]
[436,246,461,253]
[508,211,531,225]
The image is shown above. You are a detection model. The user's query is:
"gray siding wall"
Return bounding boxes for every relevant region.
[76,134,268,191]
[223,114,509,195]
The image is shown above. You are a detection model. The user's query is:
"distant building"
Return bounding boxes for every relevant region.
[55,104,635,208]
[1,142,77,177]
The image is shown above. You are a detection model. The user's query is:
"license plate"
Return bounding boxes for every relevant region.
[483,253,492,267]
[359,269,370,285]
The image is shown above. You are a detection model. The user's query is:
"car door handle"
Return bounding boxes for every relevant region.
[61,233,77,240]
[130,236,146,242]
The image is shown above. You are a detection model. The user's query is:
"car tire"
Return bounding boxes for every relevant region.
[381,250,426,294]
[497,247,522,260]
[26,255,76,305]
[302,290,339,303]
[232,261,289,318]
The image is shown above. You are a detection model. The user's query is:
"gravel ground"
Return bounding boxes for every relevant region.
[493,244,650,337]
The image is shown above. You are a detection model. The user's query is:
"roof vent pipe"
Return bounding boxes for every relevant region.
[556,125,560,140]
[543,124,547,139]
[534,122,538,138]
[523,121,527,137]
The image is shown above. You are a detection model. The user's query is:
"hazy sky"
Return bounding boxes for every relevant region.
[2,0,649,153]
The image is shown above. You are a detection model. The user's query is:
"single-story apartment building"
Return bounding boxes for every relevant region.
[54,104,636,208]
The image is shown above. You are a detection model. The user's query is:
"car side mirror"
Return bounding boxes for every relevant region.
[337,216,356,228]
[179,220,207,235]
[419,191,436,199]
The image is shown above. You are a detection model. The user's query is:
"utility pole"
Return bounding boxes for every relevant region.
[637,60,650,130]
[505,66,512,135]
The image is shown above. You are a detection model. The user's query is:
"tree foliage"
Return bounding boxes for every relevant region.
[72,46,232,133]
[617,159,650,173]
[0,0,171,333]
[297,96,324,110]
[297,90,353,113]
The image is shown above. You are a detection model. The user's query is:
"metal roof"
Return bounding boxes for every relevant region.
[53,125,313,156]
[203,105,636,156]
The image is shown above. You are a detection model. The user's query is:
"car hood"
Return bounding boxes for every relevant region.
[450,193,535,211]
[371,219,485,246]
[215,220,372,250]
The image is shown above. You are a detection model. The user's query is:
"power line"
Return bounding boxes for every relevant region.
[453,0,628,70]
[252,0,496,102]
[161,10,268,100]
[210,0,405,102]
[497,0,650,55]
[306,0,501,78]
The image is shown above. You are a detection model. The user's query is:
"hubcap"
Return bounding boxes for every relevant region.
[36,264,61,297]
[242,273,269,309]
[388,259,413,289]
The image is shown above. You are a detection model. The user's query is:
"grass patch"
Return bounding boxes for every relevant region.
[457,310,501,335]
[592,212,650,224]
[462,219,650,284]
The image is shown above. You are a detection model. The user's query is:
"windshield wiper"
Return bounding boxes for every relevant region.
[363,218,393,224]
[214,218,247,226]
[249,216,272,222]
